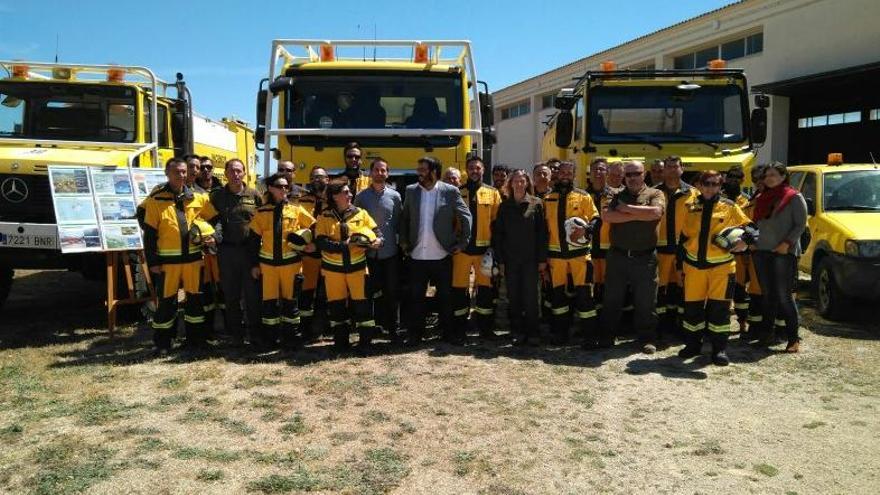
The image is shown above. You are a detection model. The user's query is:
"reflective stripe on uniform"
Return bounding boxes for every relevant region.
[262,316,280,325]
[576,309,597,319]
[682,320,705,332]
[355,320,376,328]
[708,322,731,333]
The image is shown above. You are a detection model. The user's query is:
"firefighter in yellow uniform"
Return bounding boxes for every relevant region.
[678,171,754,366]
[293,166,330,339]
[315,181,382,351]
[654,156,699,336]
[543,161,599,345]
[334,142,372,195]
[249,173,316,348]
[722,166,751,331]
[586,158,619,311]
[140,158,215,354]
[454,157,502,338]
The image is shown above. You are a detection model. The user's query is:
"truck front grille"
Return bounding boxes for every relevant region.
[0,174,56,224]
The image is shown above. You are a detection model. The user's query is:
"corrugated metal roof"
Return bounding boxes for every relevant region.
[493,0,747,96]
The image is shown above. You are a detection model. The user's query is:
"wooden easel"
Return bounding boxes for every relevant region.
[106,250,156,335]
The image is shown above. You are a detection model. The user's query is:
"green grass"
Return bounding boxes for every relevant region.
[247,467,322,493]
[74,395,139,426]
[159,376,187,390]
[196,468,225,482]
[173,446,242,463]
[29,436,118,495]
[279,412,307,435]
[754,463,780,477]
[570,390,594,409]
[328,447,410,495]
[802,421,827,429]
[360,409,391,426]
[692,440,725,456]
[452,450,494,477]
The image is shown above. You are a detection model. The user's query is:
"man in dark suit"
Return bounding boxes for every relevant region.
[399,156,472,345]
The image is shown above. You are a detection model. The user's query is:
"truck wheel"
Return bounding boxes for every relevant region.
[0,265,12,310]
[813,257,848,320]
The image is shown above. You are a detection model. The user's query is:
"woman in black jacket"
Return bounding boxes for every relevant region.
[493,169,549,346]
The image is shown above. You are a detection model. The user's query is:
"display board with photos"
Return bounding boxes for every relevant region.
[48,166,166,253]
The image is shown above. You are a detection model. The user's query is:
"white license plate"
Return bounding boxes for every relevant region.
[0,224,58,249]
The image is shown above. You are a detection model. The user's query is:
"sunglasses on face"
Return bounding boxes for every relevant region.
[625,172,643,178]
[279,168,294,173]
[346,154,362,160]
[702,181,722,187]
[201,165,213,171]
[271,183,290,190]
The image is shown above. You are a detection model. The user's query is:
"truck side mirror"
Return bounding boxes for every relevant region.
[555,111,574,148]
[255,88,268,151]
[479,91,494,128]
[754,94,770,109]
[805,197,816,215]
[750,108,767,145]
[269,76,293,95]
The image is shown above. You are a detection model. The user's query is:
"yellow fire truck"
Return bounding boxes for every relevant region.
[255,39,495,185]
[0,61,256,308]
[543,60,769,186]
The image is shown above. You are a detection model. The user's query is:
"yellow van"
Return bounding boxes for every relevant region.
[787,155,880,319]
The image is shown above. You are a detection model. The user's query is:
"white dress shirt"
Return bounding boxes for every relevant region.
[412,184,448,260]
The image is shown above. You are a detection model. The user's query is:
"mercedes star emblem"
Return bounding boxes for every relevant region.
[1,178,29,203]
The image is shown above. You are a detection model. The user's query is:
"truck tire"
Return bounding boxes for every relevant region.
[813,257,848,321]
[0,264,12,311]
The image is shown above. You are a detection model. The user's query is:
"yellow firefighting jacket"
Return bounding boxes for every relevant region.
[681,195,751,268]
[249,201,316,266]
[315,206,379,273]
[140,184,212,266]
[332,172,372,196]
[460,181,502,255]
[656,181,699,254]
[588,184,621,256]
[544,187,599,259]
[293,189,326,259]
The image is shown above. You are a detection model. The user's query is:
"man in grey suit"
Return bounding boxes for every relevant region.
[399,156,472,345]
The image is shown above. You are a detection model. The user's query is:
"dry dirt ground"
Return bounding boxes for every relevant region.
[0,269,878,495]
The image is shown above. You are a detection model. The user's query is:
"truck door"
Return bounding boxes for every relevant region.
[143,98,174,168]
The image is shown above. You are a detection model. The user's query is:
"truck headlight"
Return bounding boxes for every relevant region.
[845,240,880,258]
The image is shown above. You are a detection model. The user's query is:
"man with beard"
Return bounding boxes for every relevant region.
[334,142,372,195]
[492,164,510,197]
[453,156,502,340]
[543,161,599,345]
[654,156,698,340]
[586,158,619,314]
[354,158,403,342]
[399,156,472,345]
[295,166,330,339]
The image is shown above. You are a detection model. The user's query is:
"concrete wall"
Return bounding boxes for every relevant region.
[491,0,880,167]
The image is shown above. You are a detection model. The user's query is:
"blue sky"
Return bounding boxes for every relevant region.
[2,0,731,124]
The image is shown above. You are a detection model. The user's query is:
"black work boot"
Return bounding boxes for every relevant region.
[711,333,730,366]
[333,323,351,353]
[677,331,703,359]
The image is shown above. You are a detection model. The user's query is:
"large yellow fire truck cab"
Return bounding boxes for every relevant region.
[543,59,769,187]
[256,40,495,188]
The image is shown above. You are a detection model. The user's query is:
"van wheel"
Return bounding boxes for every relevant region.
[0,264,12,310]
[813,257,848,320]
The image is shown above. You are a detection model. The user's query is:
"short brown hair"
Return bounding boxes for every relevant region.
[698,170,722,184]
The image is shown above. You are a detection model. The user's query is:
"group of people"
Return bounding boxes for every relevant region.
[138,144,807,366]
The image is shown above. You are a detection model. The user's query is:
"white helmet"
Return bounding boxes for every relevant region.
[564,217,591,247]
[714,226,746,252]
[480,249,495,277]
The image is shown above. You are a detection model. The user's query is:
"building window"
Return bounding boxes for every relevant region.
[746,32,763,55]
[797,111,862,128]
[674,31,764,68]
[541,94,555,110]
[870,109,880,120]
[628,62,656,71]
[500,101,530,120]
[695,46,719,68]
[674,53,694,70]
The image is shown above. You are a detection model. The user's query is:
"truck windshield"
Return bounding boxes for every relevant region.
[0,82,137,143]
[587,84,746,144]
[823,170,880,211]
[281,70,464,148]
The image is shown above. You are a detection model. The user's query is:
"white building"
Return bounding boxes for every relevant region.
[491,0,880,167]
